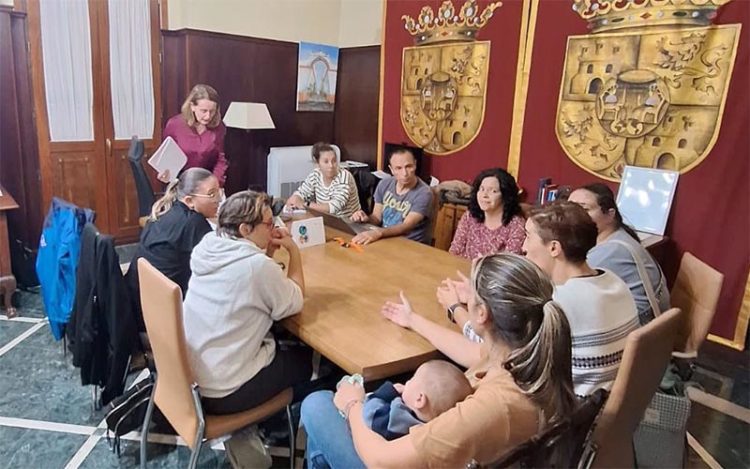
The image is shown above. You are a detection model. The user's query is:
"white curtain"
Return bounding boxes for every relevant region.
[39,0,94,142]
[108,0,155,140]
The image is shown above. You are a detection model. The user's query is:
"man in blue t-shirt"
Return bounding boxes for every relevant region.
[351,147,433,244]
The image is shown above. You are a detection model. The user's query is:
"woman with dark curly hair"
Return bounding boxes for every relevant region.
[449,168,526,259]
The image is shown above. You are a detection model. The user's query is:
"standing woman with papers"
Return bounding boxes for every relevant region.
[159,84,228,186]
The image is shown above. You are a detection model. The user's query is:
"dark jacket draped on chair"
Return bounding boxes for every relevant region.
[68,223,137,405]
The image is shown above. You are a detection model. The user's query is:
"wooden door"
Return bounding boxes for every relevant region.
[26,0,161,242]
[97,0,162,242]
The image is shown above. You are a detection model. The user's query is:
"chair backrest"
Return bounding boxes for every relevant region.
[588,307,682,468]
[137,258,201,448]
[489,388,608,468]
[127,137,155,217]
[670,252,724,356]
[352,168,379,214]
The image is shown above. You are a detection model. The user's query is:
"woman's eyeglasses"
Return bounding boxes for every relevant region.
[258,219,275,228]
[190,189,224,200]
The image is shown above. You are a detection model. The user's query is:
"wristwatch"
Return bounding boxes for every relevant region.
[447,303,464,324]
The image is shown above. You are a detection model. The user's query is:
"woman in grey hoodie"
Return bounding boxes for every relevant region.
[182,190,311,414]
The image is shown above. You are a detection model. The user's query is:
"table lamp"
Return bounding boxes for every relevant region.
[223,102,275,130]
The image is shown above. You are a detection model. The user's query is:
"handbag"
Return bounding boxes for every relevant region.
[104,378,153,456]
[633,389,691,468]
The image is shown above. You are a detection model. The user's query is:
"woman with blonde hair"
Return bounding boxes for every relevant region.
[160,84,228,186]
[183,190,311,414]
[300,253,576,468]
[126,167,220,330]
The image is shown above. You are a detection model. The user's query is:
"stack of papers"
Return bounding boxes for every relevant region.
[147,137,187,181]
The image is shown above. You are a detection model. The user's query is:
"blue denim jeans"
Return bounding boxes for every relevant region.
[300,391,366,469]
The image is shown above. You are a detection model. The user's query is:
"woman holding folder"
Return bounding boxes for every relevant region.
[158,84,228,187]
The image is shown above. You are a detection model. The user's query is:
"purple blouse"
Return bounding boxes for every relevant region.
[164,114,228,186]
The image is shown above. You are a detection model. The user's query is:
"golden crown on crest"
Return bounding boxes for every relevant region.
[572,0,732,32]
[402,0,502,45]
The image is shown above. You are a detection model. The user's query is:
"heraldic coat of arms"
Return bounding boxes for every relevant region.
[401,0,501,155]
[556,0,740,181]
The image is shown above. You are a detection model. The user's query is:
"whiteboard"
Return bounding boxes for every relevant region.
[616,166,679,236]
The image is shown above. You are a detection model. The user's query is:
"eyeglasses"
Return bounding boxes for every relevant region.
[259,219,274,229]
[190,189,224,200]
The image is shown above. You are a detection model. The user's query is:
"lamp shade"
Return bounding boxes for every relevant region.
[223,102,275,129]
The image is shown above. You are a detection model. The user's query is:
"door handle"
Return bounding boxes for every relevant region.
[106,138,112,156]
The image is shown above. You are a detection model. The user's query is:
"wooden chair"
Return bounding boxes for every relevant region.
[670,252,724,358]
[137,259,295,469]
[486,388,609,468]
[581,308,683,468]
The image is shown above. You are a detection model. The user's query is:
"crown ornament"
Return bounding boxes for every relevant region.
[572,0,732,33]
[402,0,502,45]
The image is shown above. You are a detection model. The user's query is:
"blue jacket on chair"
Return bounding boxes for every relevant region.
[36,198,95,340]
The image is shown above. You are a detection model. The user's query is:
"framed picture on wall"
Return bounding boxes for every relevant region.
[296,42,339,112]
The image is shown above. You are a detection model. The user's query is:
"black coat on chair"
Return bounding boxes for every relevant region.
[68,223,137,406]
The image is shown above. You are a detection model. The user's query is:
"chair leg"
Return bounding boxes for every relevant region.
[287,405,296,469]
[188,384,206,469]
[188,441,203,469]
[140,382,157,469]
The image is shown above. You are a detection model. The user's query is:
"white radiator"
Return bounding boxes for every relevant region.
[266,145,341,198]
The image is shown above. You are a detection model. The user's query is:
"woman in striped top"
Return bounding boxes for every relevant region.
[285,142,361,218]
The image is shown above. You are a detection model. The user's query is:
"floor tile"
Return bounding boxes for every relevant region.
[693,342,750,409]
[17,322,66,352]
[0,321,35,350]
[687,401,749,469]
[686,444,710,469]
[0,338,106,426]
[79,438,230,469]
[0,426,88,469]
[13,291,46,319]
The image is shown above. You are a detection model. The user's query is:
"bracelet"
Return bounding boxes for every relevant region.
[340,399,363,421]
[447,302,464,324]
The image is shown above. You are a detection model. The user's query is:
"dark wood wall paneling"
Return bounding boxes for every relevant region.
[162,30,334,195]
[0,25,381,254]
[0,7,42,249]
[334,46,381,169]
[161,30,381,194]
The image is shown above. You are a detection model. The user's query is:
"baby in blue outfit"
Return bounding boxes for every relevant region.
[362,360,472,440]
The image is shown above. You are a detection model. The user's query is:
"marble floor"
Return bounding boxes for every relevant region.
[0,289,748,468]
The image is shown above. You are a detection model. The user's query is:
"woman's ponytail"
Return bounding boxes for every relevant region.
[149,179,179,221]
[473,253,577,425]
[504,301,576,423]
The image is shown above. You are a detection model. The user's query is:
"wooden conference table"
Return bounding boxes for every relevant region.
[280,226,470,382]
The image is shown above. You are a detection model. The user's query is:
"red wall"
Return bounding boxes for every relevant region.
[517,1,750,344]
[381,0,750,346]
[381,0,525,181]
